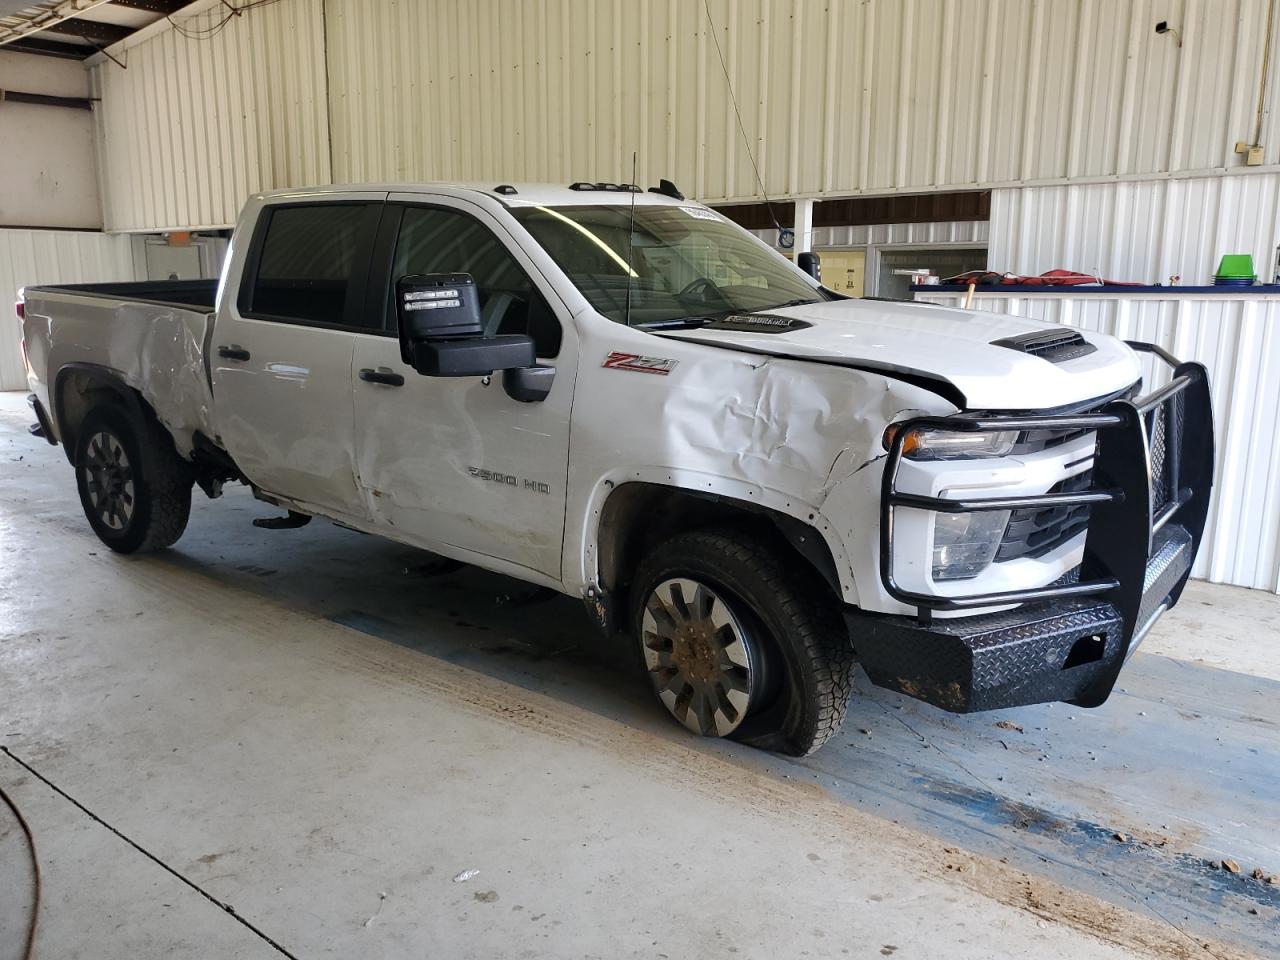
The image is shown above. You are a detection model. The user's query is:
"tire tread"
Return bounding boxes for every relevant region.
[631,527,855,756]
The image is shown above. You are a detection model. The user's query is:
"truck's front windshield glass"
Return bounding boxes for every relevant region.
[510,203,826,325]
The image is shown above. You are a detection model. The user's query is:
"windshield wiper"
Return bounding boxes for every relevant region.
[759,297,822,311]
[634,316,717,330]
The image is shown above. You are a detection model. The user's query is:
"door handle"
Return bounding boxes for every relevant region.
[218,344,251,361]
[359,367,405,387]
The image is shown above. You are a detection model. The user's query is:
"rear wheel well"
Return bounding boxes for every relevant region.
[54,366,150,466]
[593,482,842,634]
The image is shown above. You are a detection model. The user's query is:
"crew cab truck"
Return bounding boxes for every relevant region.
[18,182,1214,756]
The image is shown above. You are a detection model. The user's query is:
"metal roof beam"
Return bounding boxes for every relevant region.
[2,35,92,58]
[0,0,116,46]
[108,0,190,13]
[43,17,133,45]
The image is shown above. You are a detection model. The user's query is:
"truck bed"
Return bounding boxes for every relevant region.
[21,281,220,458]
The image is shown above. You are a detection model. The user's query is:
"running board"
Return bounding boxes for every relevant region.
[253,511,312,530]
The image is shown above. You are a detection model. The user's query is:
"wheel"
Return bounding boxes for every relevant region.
[630,528,855,756]
[74,405,193,554]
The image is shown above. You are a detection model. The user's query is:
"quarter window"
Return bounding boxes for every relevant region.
[246,203,380,328]
[390,207,562,357]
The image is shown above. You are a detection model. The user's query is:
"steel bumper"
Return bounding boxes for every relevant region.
[855,343,1214,713]
[849,522,1194,712]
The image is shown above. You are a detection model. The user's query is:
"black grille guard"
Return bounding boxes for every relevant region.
[879,342,1215,630]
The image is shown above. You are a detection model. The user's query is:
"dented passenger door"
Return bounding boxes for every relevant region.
[350,196,576,582]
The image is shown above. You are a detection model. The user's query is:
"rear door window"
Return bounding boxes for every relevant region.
[243,203,381,329]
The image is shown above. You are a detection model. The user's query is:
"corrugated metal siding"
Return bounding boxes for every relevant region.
[915,289,1280,594]
[322,0,1280,198]
[0,228,141,390]
[93,0,331,232]
[989,173,1280,285]
[96,0,1280,232]
[750,221,990,250]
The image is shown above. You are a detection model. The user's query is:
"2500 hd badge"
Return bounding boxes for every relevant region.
[467,466,550,495]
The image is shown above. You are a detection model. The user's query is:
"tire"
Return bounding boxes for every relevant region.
[74,404,193,554]
[630,527,855,756]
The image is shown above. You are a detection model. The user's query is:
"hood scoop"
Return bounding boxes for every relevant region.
[704,314,813,334]
[992,328,1097,364]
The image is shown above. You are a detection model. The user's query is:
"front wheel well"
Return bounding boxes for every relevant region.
[591,481,842,635]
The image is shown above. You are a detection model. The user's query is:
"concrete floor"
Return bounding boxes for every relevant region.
[0,390,1277,960]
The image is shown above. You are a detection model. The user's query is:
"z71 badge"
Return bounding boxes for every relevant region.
[602,351,678,375]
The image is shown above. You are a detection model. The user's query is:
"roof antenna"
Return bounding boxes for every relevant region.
[703,0,784,242]
[624,151,638,327]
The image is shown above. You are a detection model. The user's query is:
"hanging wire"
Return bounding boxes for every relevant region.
[702,0,783,234]
[167,0,285,42]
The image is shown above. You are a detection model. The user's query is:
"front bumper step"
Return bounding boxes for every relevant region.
[851,523,1194,713]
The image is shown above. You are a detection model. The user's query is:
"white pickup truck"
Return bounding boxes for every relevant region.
[18,181,1214,755]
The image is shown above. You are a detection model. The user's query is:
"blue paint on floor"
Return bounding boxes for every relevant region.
[157,501,1280,957]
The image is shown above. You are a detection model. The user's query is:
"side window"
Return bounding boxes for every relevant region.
[245,203,380,329]
[390,206,562,357]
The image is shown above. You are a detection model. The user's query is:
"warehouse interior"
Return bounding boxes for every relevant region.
[2,2,1279,959]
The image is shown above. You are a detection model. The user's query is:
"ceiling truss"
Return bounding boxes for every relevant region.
[0,0,195,61]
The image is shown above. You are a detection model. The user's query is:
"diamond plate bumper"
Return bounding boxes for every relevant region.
[860,341,1214,713]
[849,523,1194,712]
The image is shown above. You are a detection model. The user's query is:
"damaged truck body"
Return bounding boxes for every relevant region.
[17,182,1214,755]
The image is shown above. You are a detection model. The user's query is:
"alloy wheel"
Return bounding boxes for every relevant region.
[640,577,755,736]
[81,430,135,531]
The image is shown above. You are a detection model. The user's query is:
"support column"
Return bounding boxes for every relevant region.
[793,198,815,253]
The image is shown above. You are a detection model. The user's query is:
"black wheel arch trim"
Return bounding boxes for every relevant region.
[584,479,844,635]
[51,363,152,466]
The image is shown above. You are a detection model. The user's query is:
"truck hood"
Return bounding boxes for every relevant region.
[657,298,1141,410]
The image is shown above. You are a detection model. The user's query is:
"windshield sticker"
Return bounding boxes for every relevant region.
[680,205,721,221]
[603,351,678,375]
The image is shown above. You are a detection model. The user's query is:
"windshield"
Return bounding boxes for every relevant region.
[510,203,827,325]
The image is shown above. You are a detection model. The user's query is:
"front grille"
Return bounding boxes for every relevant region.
[1010,425,1095,455]
[1147,392,1183,517]
[995,471,1093,563]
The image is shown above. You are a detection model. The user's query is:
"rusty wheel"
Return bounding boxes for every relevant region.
[639,577,756,737]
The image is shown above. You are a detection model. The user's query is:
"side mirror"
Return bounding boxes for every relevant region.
[396,273,535,378]
[796,251,821,281]
[398,272,483,341]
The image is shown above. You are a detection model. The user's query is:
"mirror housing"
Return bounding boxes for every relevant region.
[412,336,535,377]
[397,272,484,340]
[396,272,535,378]
[796,251,821,281]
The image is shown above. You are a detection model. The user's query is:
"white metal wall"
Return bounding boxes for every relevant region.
[0,50,102,230]
[989,173,1280,285]
[749,220,990,250]
[94,0,1280,232]
[915,289,1280,594]
[0,229,141,390]
[92,0,331,232]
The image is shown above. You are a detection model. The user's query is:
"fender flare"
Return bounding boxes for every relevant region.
[576,473,858,634]
[51,363,151,466]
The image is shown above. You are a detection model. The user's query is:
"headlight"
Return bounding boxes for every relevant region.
[883,425,1018,460]
[932,510,1010,580]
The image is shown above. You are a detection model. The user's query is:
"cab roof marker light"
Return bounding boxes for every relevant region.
[531,205,638,278]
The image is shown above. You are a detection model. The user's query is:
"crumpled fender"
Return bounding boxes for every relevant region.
[39,296,215,458]
[567,328,955,607]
